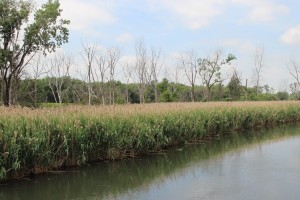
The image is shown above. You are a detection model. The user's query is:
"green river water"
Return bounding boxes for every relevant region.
[1,124,300,200]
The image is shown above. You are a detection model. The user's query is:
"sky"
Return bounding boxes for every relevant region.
[35,0,300,91]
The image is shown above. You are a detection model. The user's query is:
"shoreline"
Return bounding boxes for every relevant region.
[1,101,300,182]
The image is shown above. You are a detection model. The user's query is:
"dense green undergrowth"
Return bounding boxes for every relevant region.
[1,103,300,181]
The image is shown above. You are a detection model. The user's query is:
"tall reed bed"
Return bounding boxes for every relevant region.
[1,101,300,181]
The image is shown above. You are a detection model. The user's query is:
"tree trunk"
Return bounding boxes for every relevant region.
[154,84,159,103]
[207,87,211,101]
[191,84,195,102]
[2,79,11,107]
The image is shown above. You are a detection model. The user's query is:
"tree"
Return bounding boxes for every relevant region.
[0,0,69,106]
[227,72,241,100]
[95,51,108,105]
[149,47,162,103]
[107,47,120,105]
[25,54,48,107]
[81,43,97,106]
[135,40,148,103]
[252,47,265,96]
[47,52,72,105]
[198,50,236,101]
[178,50,198,102]
[287,58,300,87]
[231,68,248,100]
[276,91,289,101]
[122,62,134,104]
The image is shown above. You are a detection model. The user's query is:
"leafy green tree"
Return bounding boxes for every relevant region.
[227,74,241,100]
[0,0,69,106]
[157,78,176,102]
[198,50,236,101]
[276,91,289,101]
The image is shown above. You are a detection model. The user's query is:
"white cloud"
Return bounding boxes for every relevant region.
[36,0,116,34]
[62,0,115,31]
[281,25,300,45]
[116,33,134,43]
[231,0,289,22]
[148,0,225,29]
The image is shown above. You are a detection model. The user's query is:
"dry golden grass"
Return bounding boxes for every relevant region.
[0,101,299,119]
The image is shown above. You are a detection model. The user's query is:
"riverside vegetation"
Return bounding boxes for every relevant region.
[1,101,300,182]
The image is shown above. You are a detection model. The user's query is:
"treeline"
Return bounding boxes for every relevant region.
[1,1,300,107]
[15,75,295,107]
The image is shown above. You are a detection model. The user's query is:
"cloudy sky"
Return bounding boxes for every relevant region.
[37,0,300,91]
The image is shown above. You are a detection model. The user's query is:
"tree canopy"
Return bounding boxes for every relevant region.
[0,0,69,106]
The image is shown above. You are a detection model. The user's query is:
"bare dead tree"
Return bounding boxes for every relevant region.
[178,50,198,102]
[287,58,300,86]
[107,47,120,105]
[165,63,181,99]
[95,52,108,105]
[47,52,72,105]
[26,54,49,106]
[135,40,148,104]
[81,43,97,106]
[149,47,162,103]
[122,62,134,104]
[252,47,265,96]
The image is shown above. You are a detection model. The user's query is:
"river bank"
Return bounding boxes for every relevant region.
[1,101,300,182]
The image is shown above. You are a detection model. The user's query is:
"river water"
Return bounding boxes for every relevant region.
[1,124,300,200]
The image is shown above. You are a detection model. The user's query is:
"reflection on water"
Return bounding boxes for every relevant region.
[1,124,300,200]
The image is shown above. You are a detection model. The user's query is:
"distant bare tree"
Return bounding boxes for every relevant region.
[252,47,265,95]
[166,64,181,99]
[27,54,48,106]
[122,62,134,104]
[287,58,300,86]
[48,53,72,105]
[178,50,198,102]
[149,47,162,103]
[107,47,120,105]
[95,52,108,105]
[81,43,97,106]
[135,40,148,103]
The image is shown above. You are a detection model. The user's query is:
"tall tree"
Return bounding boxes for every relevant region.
[135,40,148,103]
[81,43,97,106]
[252,47,265,96]
[26,54,48,107]
[47,52,72,105]
[95,51,107,105]
[149,47,162,103]
[0,0,69,106]
[231,68,248,100]
[287,58,300,86]
[198,50,236,101]
[122,62,134,104]
[227,70,242,100]
[178,50,198,102]
[107,47,120,105]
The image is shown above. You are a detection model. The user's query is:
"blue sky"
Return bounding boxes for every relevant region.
[37,0,300,91]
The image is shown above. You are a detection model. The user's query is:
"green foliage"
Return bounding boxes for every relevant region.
[198,52,236,101]
[24,0,70,53]
[227,74,242,100]
[1,103,300,181]
[0,0,69,106]
[277,91,289,101]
